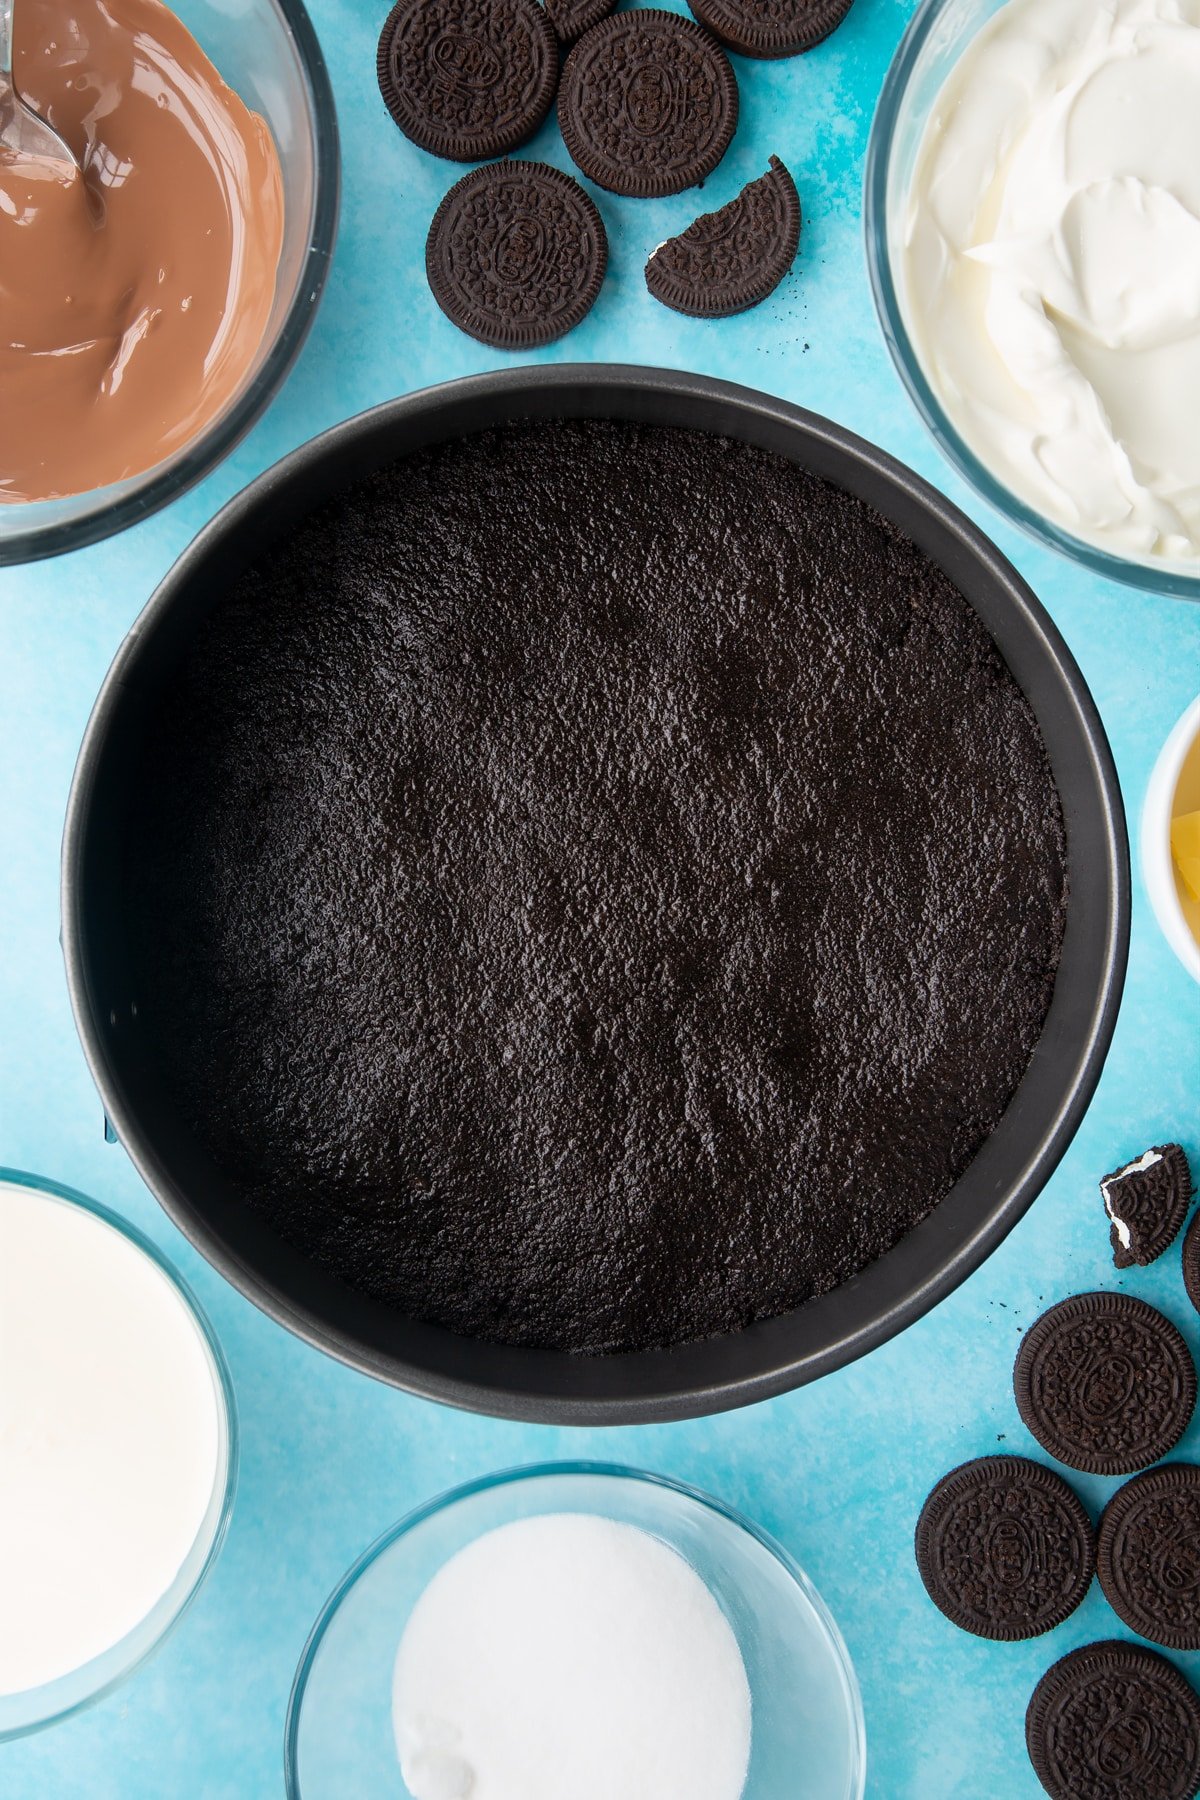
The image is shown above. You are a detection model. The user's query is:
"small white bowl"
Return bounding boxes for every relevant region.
[1142,696,1200,984]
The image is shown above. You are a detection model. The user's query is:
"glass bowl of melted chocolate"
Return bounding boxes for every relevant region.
[0,0,338,565]
[63,367,1129,1422]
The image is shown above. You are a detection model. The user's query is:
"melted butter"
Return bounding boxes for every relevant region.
[0,0,284,502]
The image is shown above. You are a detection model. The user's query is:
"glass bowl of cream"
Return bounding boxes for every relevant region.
[0,1170,237,1738]
[866,0,1200,598]
[286,1463,866,1800]
[0,0,338,566]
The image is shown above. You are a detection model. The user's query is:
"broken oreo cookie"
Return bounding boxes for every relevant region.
[377,0,558,162]
[1097,1465,1200,1652]
[915,1456,1094,1642]
[1026,1640,1200,1800]
[426,161,607,348]
[1014,1292,1196,1476]
[558,10,739,198]
[1101,1143,1194,1269]
[644,155,800,317]
[687,0,855,57]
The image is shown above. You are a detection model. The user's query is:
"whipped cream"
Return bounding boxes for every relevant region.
[901,0,1200,562]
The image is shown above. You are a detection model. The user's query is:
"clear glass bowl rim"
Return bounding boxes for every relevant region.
[863,0,1200,602]
[284,1459,867,1800]
[0,0,340,568]
[0,1166,239,1740]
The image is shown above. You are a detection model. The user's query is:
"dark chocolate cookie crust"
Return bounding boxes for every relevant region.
[1097,1465,1200,1652]
[915,1457,1094,1641]
[1026,1641,1200,1800]
[123,420,1068,1355]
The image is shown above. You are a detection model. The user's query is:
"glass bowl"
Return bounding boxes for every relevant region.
[864,0,1200,600]
[1142,694,1200,983]
[285,1462,866,1800]
[0,1169,238,1740]
[0,0,339,568]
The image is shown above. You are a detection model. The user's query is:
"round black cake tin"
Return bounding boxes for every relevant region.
[61,366,1130,1425]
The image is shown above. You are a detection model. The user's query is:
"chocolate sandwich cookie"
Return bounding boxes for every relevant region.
[1014,1293,1196,1476]
[377,0,558,162]
[1025,1641,1200,1800]
[914,1457,1094,1642]
[686,0,855,57]
[426,161,607,348]
[558,10,738,198]
[1097,1465,1200,1652]
[1185,1211,1200,1316]
[543,0,615,46]
[1101,1143,1195,1269]
[644,155,800,317]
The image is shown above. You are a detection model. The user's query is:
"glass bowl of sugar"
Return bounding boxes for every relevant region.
[286,1462,865,1800]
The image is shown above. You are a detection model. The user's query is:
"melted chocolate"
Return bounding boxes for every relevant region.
[125,421,1068,1353]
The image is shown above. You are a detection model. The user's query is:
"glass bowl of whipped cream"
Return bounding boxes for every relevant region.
[0,0,338,566]
[286,1463,866,1800]
[866,0,1200,598]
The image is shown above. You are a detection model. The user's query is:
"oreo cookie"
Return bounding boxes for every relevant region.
[1014,1293,1196,1475]
[377,0,557,162]
[426,161,607,348]
[558,10,739,198]
[686,0,855,57]
[644,156,800,317]
[543,0,615,45]
[914,1456,1094,1642]
[1026,1641,1200,1800]
[1101,1144,1195,1269]
[1097,1465,1200,1652]
[1185,1210,1200,1316]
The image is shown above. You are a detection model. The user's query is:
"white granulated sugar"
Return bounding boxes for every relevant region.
[392,1512,753,1800]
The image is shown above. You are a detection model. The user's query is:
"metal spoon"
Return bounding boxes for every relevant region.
[0,0,78,169]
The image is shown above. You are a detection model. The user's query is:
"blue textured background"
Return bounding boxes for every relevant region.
[2,0,1198,1794]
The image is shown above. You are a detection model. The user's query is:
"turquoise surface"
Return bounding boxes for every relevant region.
[2,0,1198,1793]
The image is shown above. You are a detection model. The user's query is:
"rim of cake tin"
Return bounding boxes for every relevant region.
[283,1461,867,1800]
[0,0,340,568]
[0,1167,239,1740]
[61,363,1130,1426]
[864,0,1200,602]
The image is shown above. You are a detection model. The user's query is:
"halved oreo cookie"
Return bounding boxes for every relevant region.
[1185,1211,1200,1316]
[686,0,855,57]
[544,0,615,46]
[1026,1641,1200,1800]
[1097,1465,1200,1652]
[558,10,739,198]
[914,1456,1094,1642]
[1014,1293,1196,1476]
[426,161,607,349]
[377,0,558,162]
[1101,1143,1194,1269]
[644,156,800,317]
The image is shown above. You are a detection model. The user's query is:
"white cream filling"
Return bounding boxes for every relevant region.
[1100,1147,1163,1247]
